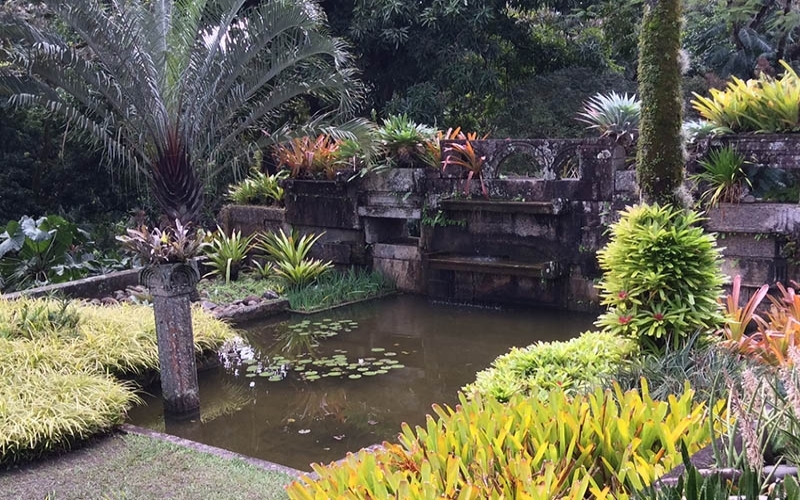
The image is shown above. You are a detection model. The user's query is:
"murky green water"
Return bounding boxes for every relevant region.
[127,295,595,470]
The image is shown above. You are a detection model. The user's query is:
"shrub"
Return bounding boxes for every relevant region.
[202,227,255,283]
[692,61,800,133]
[464,331,637,402]
[721,278,800,367]
[287,383,718,499]
[0,298,236,375]
[255,229,332,287]
[0,367,139,466]
[0,297,235,465]
[596,204,726,353]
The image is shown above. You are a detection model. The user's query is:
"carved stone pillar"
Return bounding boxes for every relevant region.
[140,263,201,418]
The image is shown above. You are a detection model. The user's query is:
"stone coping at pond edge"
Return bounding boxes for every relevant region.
[121,424,305,476]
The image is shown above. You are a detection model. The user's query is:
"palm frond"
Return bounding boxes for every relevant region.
[0,0,364,223]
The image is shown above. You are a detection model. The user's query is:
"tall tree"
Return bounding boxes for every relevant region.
[636,0,684,206]
[1,0,363,223]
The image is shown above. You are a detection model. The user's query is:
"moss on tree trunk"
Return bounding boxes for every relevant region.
[636,0,684,206]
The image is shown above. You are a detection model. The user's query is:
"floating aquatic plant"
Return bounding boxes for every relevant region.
[225,319,408,385]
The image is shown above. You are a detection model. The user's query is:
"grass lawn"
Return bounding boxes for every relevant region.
[0,432,294,500]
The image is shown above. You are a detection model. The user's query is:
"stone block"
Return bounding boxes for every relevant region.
[706,203,800,234]
[721,257,786,287]
[718,233,781,259]
[373,243,421,261]
[373,256,423,293]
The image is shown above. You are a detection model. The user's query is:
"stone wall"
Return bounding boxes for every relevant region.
[219,133,800,310]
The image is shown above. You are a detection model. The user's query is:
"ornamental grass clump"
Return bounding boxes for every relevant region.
[0,297,236,465]
[287,382,718,499]
[465,331,637,402]
[0,368,139,466]
[596,204,726,353]
[0,298,235,375]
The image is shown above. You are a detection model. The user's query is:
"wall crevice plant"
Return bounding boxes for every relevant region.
[691,146,752,207]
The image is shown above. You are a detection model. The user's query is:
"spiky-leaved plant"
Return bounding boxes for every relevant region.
[0,0,363,223]
[596,204,726,353]
[576,91,641,143]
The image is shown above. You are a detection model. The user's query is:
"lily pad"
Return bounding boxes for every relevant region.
[348,374,362,379]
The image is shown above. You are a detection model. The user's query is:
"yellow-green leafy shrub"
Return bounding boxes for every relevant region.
[691,60,800,133]
[464,331,637,402]
[287,382,719,499]
[595,204,725,353]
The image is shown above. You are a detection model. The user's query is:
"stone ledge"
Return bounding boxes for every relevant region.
[1,269,141,300]
[706,203,800,234]
[211,298,289,323]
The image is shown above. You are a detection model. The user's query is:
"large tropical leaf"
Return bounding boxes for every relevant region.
[0,0,364,223]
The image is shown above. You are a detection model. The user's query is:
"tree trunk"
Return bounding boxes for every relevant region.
[636,0,684,206]
[140,263,201,418]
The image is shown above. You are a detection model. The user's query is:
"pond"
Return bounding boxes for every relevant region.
[127,295,595,470]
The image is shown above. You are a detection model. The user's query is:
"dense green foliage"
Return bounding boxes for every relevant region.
[287,384,717,499]
[684,0,800,80]
[0,298,235,465]
[0,107,141,224]
[636,0,684,206]
[465,331,636,402]
[321,0,620,129]
[285,268,395,312]
[596,205,725,353]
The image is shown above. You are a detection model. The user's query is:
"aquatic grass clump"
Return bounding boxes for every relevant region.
[286,268,396,312]
[0,367,140,466]
[464,331,637,402]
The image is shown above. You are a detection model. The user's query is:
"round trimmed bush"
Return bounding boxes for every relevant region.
[595,204,725,352]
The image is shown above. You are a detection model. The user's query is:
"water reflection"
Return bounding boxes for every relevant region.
[128,295,594,470]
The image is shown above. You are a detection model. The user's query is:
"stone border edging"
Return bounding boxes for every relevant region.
[1,268,140,300]
[211,298,290,323]
[120,424,306,477]
[286,291,398,315]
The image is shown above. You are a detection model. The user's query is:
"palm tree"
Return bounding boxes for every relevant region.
[0,0,364,223]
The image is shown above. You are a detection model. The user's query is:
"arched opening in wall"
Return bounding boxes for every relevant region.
[553,149,581,179]
[497,153,546,179]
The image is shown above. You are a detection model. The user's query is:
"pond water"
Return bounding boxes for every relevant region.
[127,295,595,470]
